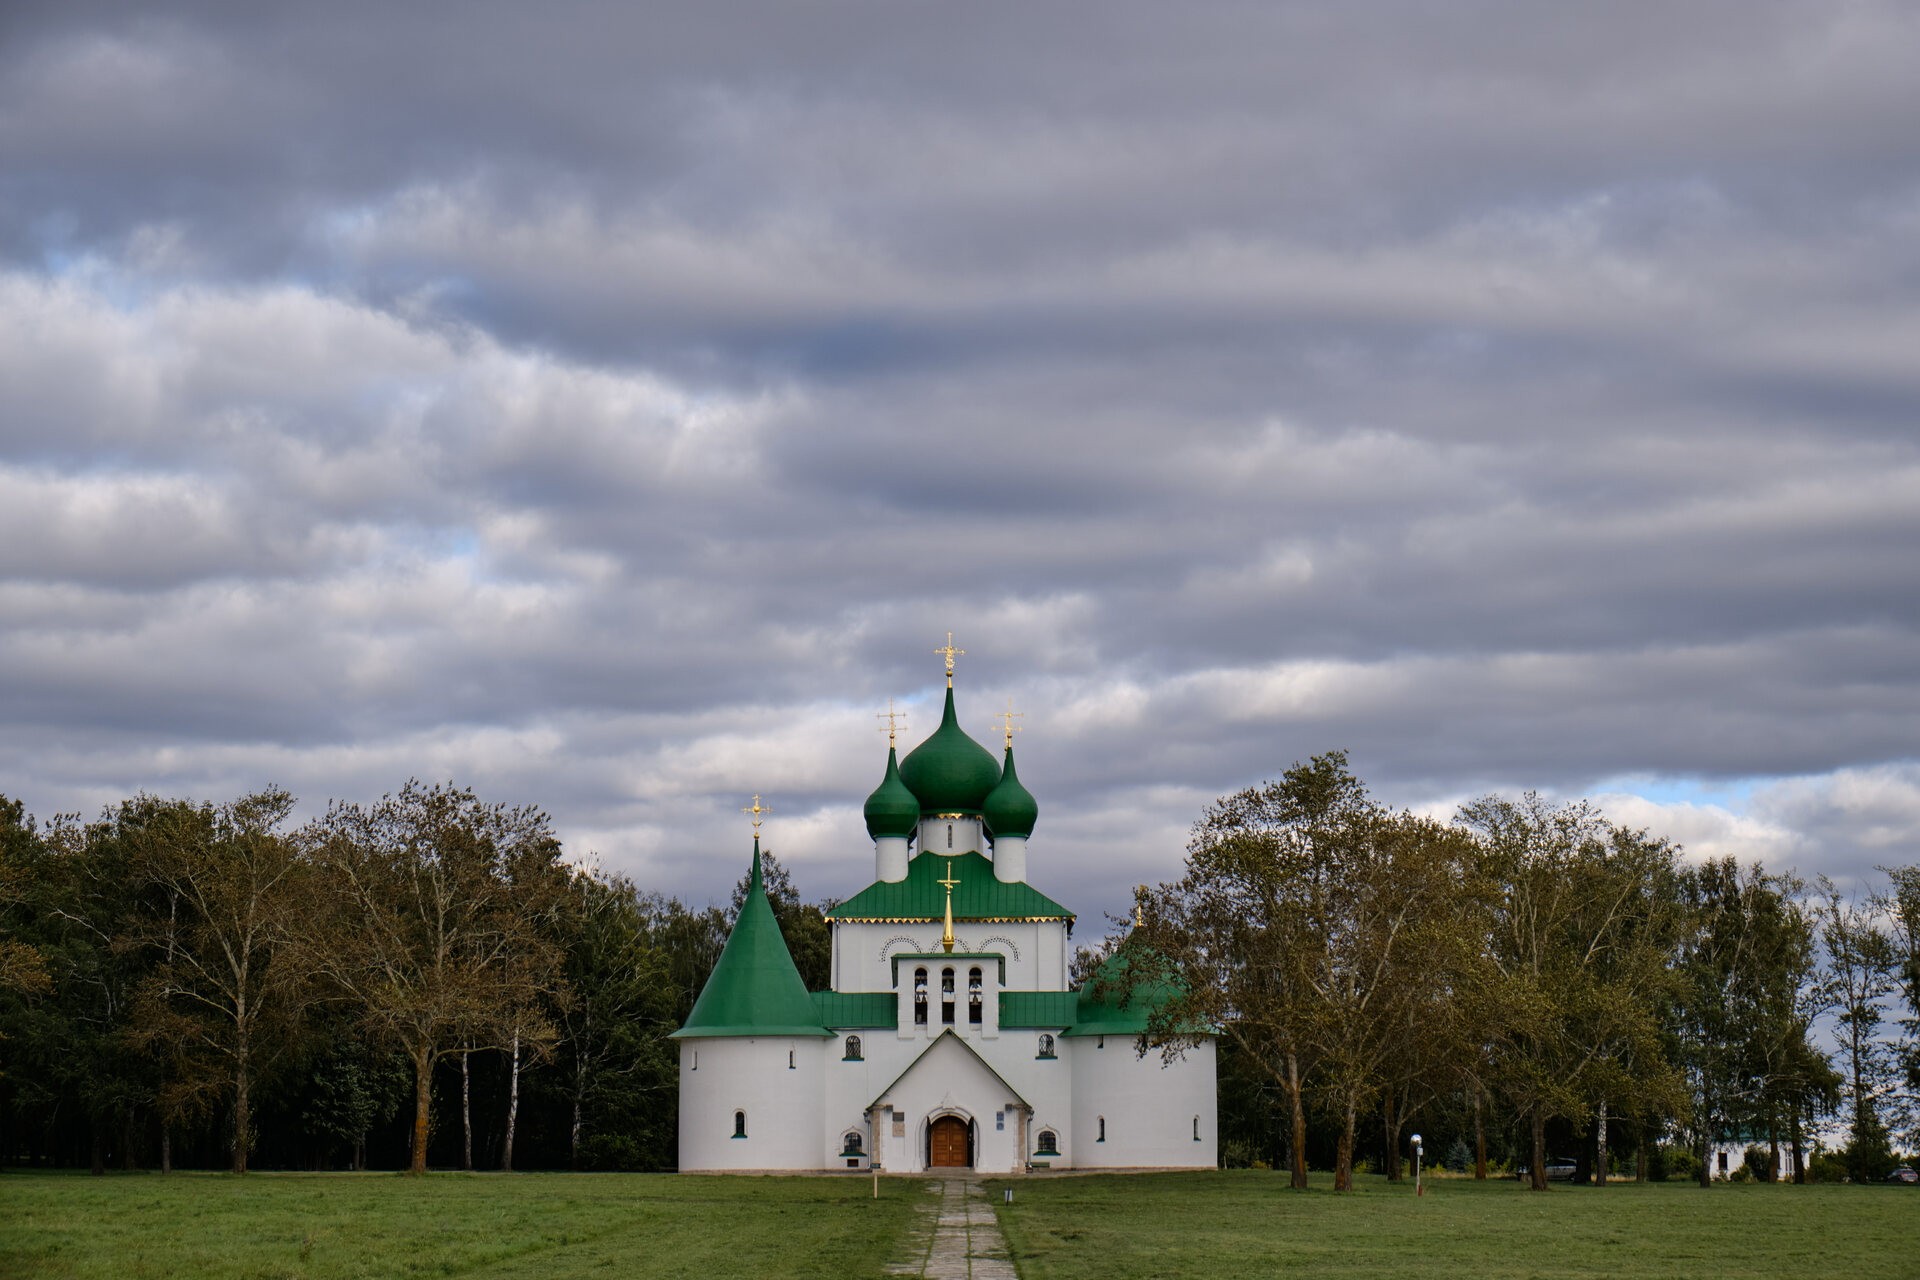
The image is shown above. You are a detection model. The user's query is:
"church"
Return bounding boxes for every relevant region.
[673,643,1217,1173]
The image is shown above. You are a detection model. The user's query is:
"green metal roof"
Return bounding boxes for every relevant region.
[813,990,898,1029]
[998,990,1079,1028]
[671,840,832,1039]
[863,745,919,840]
[1062,947,1183,1038]
[898,684,1001,815]
[983,744,1038,838]
[826,851,1074,923]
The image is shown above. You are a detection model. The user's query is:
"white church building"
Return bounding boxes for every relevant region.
[673,652,1217,1173]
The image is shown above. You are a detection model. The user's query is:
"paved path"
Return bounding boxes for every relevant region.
[888,1177,1017,1280]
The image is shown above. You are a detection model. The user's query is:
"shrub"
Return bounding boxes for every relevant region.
[1741,1145,1774,1182]
[1445,1137,1471,1174]
[1656,1145,1699,1183]
[1805,1151,1848,1183]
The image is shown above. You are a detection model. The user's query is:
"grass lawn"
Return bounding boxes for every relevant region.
[984,1170,1920,1280]
[0,1170,922,1280]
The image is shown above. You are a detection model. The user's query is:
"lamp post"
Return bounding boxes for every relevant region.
[1411,1133,1423,1197]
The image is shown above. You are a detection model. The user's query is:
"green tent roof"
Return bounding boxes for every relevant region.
[826,851,1074,923]
[1062,947,1184,1038]
[671,840,832,1039]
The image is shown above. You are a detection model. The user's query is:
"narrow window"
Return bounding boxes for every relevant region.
[914,967,928,1026]
[1097,1116,1106,1143]
[733,1111,747,1139]
[1037,1034,1055,1059]
[968,967,983,1025]
[946,822,953,849]
[941,968,956,1025]
[1194,1116,1201,1141]
[788,1048,795,1069]
[690,1050,698,1070]
[1036,1129,1058,1155]
[845,1035,862,1060]
[996,1110,1005,1131]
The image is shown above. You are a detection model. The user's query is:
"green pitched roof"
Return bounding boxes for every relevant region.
[826,851,1074,923]
[813,990,898,1029]
[898,684,1000,815]
[1062,946,1184,1038]
[999,990,1079,1028]
[671,840,832,1039]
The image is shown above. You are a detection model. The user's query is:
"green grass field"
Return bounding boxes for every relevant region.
[985,1171,1918,1280]
[0,1171,922,1280]
[4,1169,1915,1279]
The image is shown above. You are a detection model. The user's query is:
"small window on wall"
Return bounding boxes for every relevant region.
[946,822,953,849]
[1097,1116,1106,1143]
[1037,1034,1055,1059]
[1194,1116,1201,1141]
[996,1110,1005,1131]
[788,1048,795,1069]
[1035,1129,1059,1156]
[844,1035,863,1061]
[733,1111,747,1139]
[842,1131,864,1155]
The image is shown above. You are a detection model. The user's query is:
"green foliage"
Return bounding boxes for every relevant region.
[1445,1136,1471,1173]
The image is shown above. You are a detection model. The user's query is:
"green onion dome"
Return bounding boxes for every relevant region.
[899,685,1001,816]
[863,745,920,840]
[983,744,1038,839]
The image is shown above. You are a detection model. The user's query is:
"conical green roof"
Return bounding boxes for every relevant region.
[983,744,1038,839]
[899,685,1000,815]
[864,746,919,840]
[670,840,831,1039]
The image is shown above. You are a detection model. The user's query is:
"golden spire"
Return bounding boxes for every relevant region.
[876,697,907,748]
[934,632,965,688]
[997,697,1024,751]
[741,794,771,836]
[1134,884,1149,929]
[937,863,961,953]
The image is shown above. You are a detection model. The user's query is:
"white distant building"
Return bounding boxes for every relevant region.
[672,655,1217,1173]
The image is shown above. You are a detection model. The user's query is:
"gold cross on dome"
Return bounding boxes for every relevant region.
[937,865,961,894]
[741,794,771,835]
[997,697,1024,750]
[937,864,961,953]
[934,632,965,686]
[876,697,907,747]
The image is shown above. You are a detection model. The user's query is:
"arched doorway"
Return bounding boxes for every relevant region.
[928,1115,972,1168]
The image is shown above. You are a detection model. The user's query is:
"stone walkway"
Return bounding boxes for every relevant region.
[888,1177,1017,1280]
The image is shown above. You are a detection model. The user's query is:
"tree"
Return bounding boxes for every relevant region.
[124,789,307,1173]
[306,782,568,1174]
[1816,877,1899,1180]
[1877,865,1920,1148]
[1457,795,1683,1191]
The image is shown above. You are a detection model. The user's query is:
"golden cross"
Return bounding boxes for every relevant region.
[937,864,961,953]
[876,697,907,748]
[934,632,965,687]
[997,697,1024,750]
[741,794,771,835]
[937,865,962,894]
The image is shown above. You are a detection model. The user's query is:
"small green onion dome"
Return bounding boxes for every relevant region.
[983,744,1038,839]
[864,746,920,840]
[899,685,1001,815]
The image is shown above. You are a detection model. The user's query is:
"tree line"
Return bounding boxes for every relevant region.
[4,758,1916,1183]
[0,782,830,1175]
[1128,752,1920,1189]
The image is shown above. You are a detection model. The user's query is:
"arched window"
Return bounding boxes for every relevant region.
[1037,1034,1055,1059]
[1194,1115,1202,1142]
[1097,1116,1106,1143]
[842,1131,864,1155]
[941,967,956,1025]
[1036,1129,1059,1156]
[914,967,928,1026]
[733,1111,747,1139]
[968,967,983,1025]
[844,1035,863,1061]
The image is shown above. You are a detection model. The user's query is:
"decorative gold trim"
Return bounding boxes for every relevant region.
[928,812,973,821]
[824,914,1071,925]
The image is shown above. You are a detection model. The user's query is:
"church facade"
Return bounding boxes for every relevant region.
[673,653,1217,1173]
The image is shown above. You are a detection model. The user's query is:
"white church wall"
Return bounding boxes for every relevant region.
[677,1037,825,1171]
[1069,1035,1217,1169]
[916,816,985,856]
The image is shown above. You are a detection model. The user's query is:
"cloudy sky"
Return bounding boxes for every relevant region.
[4,1,1918,924]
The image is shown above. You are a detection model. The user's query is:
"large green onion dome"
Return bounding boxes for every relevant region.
[983,743,1038,839]
[863,745,920,840]
[899,685,1001,816]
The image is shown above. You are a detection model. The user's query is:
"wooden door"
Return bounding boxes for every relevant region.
[929,1116,970,1168]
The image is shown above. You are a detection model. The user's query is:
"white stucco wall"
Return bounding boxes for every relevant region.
[677,1036,826,1171]
[1069,1034,1217,1169]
